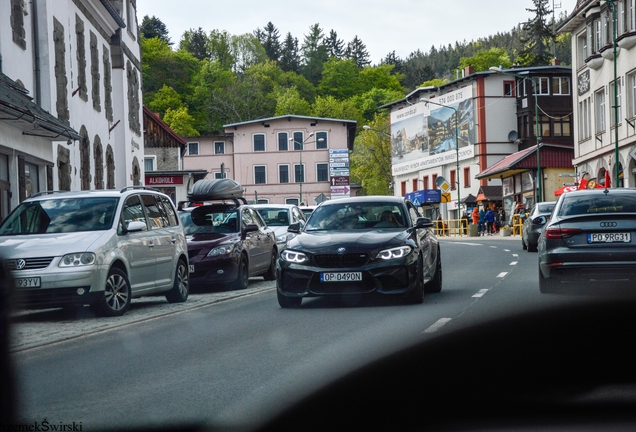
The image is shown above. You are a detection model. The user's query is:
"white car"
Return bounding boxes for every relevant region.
[252,204,307,249]
[0,187,189,317]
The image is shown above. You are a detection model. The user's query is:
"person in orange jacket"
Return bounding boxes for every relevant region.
[471,207,479,225]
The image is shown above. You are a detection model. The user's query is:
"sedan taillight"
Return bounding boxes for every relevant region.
[544,227,582,239]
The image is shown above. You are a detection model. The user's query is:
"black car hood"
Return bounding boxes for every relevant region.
[288,230,408,254]
[186,232,240,247]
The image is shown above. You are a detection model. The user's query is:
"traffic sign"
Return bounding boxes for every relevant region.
[441,193,451,203]
[330,176,350,186]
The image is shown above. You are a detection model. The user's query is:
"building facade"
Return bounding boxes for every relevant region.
[0,0,144,219]
[558,0,636,187]
[182,116,356,205]
[384,65,574,220]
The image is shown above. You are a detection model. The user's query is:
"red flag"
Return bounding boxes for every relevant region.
[605,170,611,188]
[578,178,588,190]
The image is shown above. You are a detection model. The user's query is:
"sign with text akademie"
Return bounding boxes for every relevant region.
[329,149,350,199]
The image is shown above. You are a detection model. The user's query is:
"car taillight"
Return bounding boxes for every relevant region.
[544,227,582,239]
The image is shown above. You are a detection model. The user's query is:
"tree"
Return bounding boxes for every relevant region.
[274,87,312,116]
[179,28,209,61]
[318,58,359,99]
[255,22,282,63]
[279,32,301,73]
[208,30,235,70]
[231,33,268,73]
[312,95,363,126]
[147,85,184,117]
[345,36,371,68]
[357,64,404,94]
[300,24,329,85]
[402,51,435,91]
[517,0,554,66]
[457,47,512,72]
[324,30,345,59]
[350,114,393,196]
[163,106,199,136]
[381,51,404,75]
[140,15,172,45]
[350,88,405,122]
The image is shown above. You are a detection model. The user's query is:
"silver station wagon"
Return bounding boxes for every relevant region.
[0,187,189,317]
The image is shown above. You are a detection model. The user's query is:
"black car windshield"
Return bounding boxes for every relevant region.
[537,203,556,214]
[305,202,407,230]
[179,207,239,234]
[256,207,290,226]
[558,193,636,216]
[0,197,118,235]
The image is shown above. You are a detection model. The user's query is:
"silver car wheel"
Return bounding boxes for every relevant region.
[105,272,130,312]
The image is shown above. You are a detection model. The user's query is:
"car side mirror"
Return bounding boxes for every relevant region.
[125,221,147,233]
[415,217,434,229]
[244,223,259,233]
[533,216,547,225]
[288,222,302,233]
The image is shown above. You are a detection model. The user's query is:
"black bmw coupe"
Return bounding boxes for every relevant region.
[276,196,442,307]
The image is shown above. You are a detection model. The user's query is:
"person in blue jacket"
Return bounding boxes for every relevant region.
[485,207,496,235]
[478,207,486,236]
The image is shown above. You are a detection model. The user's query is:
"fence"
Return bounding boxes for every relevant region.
[433,218,523,237]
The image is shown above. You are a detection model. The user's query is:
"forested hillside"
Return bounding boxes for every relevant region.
[140,0,571,195]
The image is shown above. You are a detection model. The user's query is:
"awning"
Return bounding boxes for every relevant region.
[475,144,575,181]
[476,193,487,202]
[462,194,477,204]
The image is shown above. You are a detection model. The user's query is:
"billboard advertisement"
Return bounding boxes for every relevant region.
[390,88,475,176]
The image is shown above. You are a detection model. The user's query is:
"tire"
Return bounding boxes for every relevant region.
[527,241,538,253]
[166,259,189,303]
[407,258,424,304]
[277,289,302,308]
[522,237,527,250]
[263,249,278,281]
[424,248,443,293]
[233,254,249,290]
[92,267,131,317]
[539,267,557,293]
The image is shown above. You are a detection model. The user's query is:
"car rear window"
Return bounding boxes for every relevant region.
[559,194,636,216]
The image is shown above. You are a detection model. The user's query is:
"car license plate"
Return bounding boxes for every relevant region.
[320,272,362,282]
[588,232,631,243]
[189,265,195,273]
[16,277,41,288]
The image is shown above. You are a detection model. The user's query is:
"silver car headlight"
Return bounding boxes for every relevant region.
[207,245,234,257]
[376,246,412,260]
[281,250,308,263]
[276,233,288,243]
[59,253,96,267]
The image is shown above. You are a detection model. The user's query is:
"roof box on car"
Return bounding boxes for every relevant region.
[188,178,245,201]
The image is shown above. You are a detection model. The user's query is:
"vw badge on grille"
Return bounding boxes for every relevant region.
[15,259,26,270]
[337,247,346,253]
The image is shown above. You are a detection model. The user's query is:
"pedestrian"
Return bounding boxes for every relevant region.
[485,207,495,235]
[478,207,486,236]
[461,211,469,235]
[436,214,445,236]
[471,207,479,226]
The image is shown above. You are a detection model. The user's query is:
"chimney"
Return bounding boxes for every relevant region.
[464,66,475,76]
[552,58,561,66]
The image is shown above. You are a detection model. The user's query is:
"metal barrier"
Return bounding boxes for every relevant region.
[433,219,524,237]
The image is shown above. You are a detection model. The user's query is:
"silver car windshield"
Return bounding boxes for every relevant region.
[0,197,118,235]
[256,208,290,226]
[305,202,406,230]
[179,208,239,234]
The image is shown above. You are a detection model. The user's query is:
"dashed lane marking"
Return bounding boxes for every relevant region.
[497,272,508,278]
[423,318,452,334]
[472,289,489,298]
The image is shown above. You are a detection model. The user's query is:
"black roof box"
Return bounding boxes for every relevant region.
[188,179,244,201]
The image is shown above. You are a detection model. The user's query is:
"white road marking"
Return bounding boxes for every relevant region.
[472,289,489,298]
[512,254,518,257]
[490,246,497,248]
[497,272,508,278]
[510,261,518,265]
[504,249,510,252]
[423,318,452,334]
[452,242,483,246]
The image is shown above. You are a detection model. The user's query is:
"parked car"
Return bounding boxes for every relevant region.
[252,204,306,250]
[538,189,636,293]
[521,200,557,252]
[178,179,278,289]
[0,187,189,317]
[276,196,442,307]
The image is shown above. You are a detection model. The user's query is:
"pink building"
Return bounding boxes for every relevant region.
[183,115,357,205]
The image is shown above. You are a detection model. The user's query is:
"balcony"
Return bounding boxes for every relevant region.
[584,53,604,70]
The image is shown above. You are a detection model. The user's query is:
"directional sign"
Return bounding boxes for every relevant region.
[330,186,350,195]
[331,176,350,186]
[329,149,349,154]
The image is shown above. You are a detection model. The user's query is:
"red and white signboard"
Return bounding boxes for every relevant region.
[146,175,184,186]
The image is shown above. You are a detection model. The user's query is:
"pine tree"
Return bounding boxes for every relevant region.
[279,32,300,73]
[517,0,554,66]
[255,22,282,63]
[140,15,172,45]
[345,36,371,68]
[179,28,209,60]
[324,30,345,59]
[300,24,329,85]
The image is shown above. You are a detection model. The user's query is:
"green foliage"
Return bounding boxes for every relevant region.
[140,16,171,45]
[208,30,235,70]
[274,87,312,116]
[349,88,404,122]
[458,47,512,72]
[231,33,268,73]
[422,78,449,87]
[147,85,184,117]
[179,28,209,61]
[255,22,282,63]
[318,58,359,99]
[312,96,363,126]
[300,24,329,85]
[345,36,371,68]
[357,64,404,93]
[350,114,393,196]
[517,0,554,66]
[163,107,199,136]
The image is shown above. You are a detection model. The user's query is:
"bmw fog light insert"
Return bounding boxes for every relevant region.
[281,250,308,264]
[208,245,233,257]
[376,246,412,260]
[60,253,96,267]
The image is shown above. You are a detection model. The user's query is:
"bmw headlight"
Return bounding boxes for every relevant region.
[207,245,234,257]
[59,253,96,267]
[281,250,308,264]
[376,246,412,260]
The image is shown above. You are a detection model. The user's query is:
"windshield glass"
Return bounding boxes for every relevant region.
[255,207,290,226]
[558,193,636,216]
[179,207,239,234]
[0,197,118,235]
[305,202,406,230]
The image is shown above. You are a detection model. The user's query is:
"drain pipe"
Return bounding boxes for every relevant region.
[30,0,41,105]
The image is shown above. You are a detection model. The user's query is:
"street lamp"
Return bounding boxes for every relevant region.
[489,66,542,203]
[362,125,391,137]
[289,133,324,205]
[419,98,461,214]
[606,0,619,187]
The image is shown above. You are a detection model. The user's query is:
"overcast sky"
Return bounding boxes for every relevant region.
[136,0,578,64]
